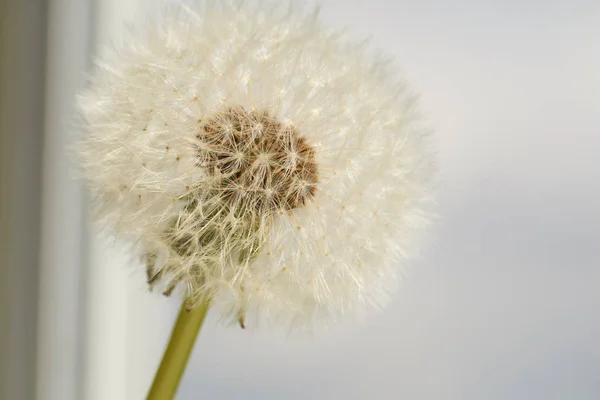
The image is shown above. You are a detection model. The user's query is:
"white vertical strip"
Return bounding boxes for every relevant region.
[81,1,132,398]
[82,238,129,400]
[83,1,173,400]
[36,0,92,399]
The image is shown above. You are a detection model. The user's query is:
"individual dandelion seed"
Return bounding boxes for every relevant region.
[75,0,436,331]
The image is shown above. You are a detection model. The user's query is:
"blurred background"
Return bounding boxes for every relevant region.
[1,0,599,399]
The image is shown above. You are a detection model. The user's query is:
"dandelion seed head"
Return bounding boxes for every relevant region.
[75,0,436,330]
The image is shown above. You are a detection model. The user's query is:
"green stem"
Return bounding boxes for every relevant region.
[147,298,210,400]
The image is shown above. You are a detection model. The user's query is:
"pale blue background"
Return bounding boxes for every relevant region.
[177,1,600,399]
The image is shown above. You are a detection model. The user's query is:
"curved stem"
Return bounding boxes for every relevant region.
[147,299,210,399]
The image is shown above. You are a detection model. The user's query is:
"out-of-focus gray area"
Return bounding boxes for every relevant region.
[0,1,46,399]
[177,1,600,399]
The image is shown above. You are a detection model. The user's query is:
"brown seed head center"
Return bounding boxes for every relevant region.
[196,106,319,213]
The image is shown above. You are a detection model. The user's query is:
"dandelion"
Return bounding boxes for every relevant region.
[75,0,435,396]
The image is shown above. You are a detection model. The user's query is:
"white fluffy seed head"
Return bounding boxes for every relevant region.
[75,0,436,330]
